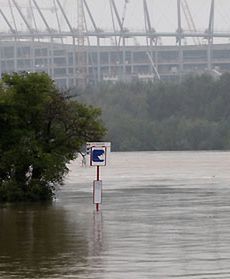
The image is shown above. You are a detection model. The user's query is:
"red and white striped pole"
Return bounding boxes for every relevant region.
[96,166,100,211]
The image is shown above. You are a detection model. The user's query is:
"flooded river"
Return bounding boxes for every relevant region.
[1,151,230,278]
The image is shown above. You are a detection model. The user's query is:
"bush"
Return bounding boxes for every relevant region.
[0,72,106,202]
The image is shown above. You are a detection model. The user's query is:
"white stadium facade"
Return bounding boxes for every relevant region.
[1,0,230,87]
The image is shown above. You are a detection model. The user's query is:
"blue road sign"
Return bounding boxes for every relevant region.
[90,147,106,166]
[92,149,105,162]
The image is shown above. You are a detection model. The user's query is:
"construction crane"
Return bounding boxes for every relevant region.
[0,0,56,32]
[77,0,85,47]
[76,0,87,87]
[119,0,129,46]
[181,0,201,45]
[110,0,130,46]
[121,0,129,30]
[143,0,158,45]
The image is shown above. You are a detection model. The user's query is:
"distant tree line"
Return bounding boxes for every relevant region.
[76,73,230,151]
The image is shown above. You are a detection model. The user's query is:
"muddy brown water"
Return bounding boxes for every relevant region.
[1,151,230,278]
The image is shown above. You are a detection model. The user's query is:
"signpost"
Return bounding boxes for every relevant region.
[87,142,111,211]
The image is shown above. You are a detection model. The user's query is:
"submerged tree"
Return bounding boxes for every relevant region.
[0,72,106,202]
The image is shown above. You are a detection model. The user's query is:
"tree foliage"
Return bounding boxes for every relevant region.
[0,72,105,202]
[77,73,230,151]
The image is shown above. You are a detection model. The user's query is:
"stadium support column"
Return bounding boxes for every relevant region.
[97,37,101,83]
[143,0,158,78]
[50,38,54,79]
[207,0,214,71]
[73,37,77,87]
[131,51,134,75]
[122,37,126,80]
[14,40,17,72]
[86,47,89,82]
[108,51,111,76]
[177,0,183,82]
[154,41,158,78]
[31,41,35,73]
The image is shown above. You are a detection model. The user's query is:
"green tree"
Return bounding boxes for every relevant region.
[76,74,230,151]
[0,72,106,202]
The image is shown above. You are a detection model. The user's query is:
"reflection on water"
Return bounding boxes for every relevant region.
[0,204,90,278]
[1,151,230,278]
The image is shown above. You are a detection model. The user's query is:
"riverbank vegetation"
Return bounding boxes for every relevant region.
[77,73,230,151]
[0,72,105,202]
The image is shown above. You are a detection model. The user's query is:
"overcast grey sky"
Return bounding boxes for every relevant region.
[69,0,230,31]
[1,0,230,45]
